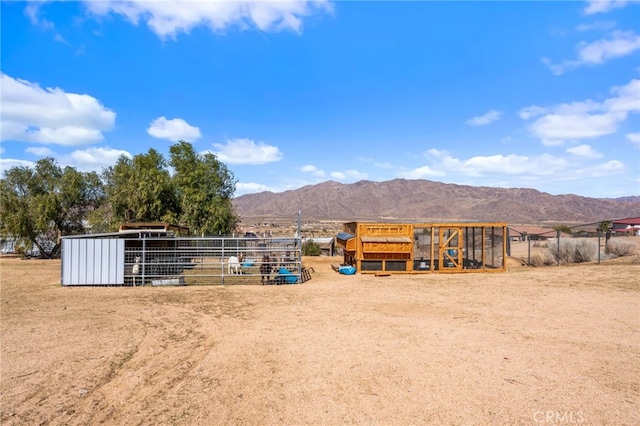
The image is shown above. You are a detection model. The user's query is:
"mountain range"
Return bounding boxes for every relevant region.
[232,179,640,225]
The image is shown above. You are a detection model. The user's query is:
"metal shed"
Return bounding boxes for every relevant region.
[61,229,175,286]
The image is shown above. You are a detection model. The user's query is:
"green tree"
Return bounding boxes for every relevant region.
[598,220,612,234]
[598,220,613,247]
[302,239,322,256]
[169,141,238,235]
[102,149,179,227]
[0,158,103,257]
[552,225,573,235]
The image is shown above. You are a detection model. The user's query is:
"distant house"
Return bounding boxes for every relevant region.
[303,237,335,256]
[611,217,640,236]
[508,226,571,241]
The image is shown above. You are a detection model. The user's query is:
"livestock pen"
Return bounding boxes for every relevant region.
[61,232,306,286]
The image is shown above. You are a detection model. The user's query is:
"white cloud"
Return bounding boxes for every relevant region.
[397,149,631,195]
[0,158,35,176]
[24,3,54,29]
[578,30,640,63]
[519,106,548,120]
[66,147,132,172]
[541,139,565,147]
[235,181,278,196]
[575,20,616,32]
[626,132,640,145]
[521,78,640,142]
[147,116,201,142]
[211,138,283,165]
[398,165,444,179]
[300,164,325,177]
[25,146,55,156]
[357,156,395,170]
[53,33,69,44]
[543,31,640,75]
[529,113,621,140]
[584,0,633,15]
[412,149,572,179]
[0,73,116,146]
[330,170,367,181]
[83,0,333,39]
[374,161,394,170]
[566,144,603,158]
[453,154,569,177]
[577,160,625,177]
[465,110,502,126]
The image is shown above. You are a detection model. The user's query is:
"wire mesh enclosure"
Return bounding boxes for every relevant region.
[337,221,508,274]
[124,236,303,286]
[62,235,304,286]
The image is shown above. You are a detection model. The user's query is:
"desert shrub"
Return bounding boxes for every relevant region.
[302,239,322,256]
[572,239,598,263]
[529,253,556,267]
[529,254,543,267]
[547,239,598,264]
[606,240,636,257]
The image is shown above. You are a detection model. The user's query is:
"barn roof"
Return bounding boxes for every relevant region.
[613,217,640,225]
[62,230,174,239]
[336,232,355,241]
[509,226,569,238]
[119,222,190,234]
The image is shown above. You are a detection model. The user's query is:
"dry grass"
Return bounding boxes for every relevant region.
[1,241,639,425]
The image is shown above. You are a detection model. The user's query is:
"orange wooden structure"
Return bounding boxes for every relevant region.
[336,221,508,274]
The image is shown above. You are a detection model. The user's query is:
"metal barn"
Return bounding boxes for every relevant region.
[61,231,306,286]
[336,221,508,274]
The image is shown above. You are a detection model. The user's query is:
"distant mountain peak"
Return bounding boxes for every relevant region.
[233,179,640,223]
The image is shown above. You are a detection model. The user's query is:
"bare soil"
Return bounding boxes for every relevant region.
[1,239,639,425]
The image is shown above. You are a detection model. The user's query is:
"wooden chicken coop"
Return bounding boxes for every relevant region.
[336,221,508,274]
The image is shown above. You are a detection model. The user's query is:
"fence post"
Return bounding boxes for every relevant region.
[221,237,225,285]
[142,236,147,285]
[556,230,561,266]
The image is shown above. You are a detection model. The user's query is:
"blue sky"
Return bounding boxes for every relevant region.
[1,0,639,198]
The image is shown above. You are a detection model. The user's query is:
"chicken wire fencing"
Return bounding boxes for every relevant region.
[122,236,303,286]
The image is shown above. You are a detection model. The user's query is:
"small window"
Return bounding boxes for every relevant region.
[361,260,383,271]
[385,261,407,271]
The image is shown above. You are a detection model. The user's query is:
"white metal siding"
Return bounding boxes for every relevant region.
[62,239,125,285]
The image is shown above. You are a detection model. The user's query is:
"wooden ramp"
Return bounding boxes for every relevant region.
[300,267,314,283]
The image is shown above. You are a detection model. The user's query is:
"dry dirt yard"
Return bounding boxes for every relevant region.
[1,241,639,425]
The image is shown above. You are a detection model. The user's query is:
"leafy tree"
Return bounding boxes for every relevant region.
[169,141,238,235]
[597,220,612,236]
[598,220,613,247]
[0,158,103,257]
[101,149,179,227]
[552,225,573,235]
[2,142,239,250]
[302,239,322,256]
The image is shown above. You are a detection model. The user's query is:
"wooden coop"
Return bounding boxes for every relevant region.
[336,221,508,274]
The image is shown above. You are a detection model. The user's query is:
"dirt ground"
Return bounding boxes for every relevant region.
[1,239,639,425]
